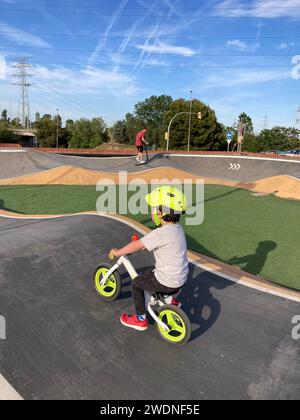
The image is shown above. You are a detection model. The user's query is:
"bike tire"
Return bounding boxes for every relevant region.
[156,305,191,346]
[93,264,121,301]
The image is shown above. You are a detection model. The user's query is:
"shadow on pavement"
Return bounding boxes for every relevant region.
[118,263,233,343]
[180,264,233,342]
[228,241,277,276]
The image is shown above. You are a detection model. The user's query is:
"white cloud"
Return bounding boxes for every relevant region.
[33,64,139,97]
[215,0,300,18]
[0,22,51,48]
[142,58,170,66]
[136,42,196,56]
[0,54,6,79]
[204,68,291,89]
[226,39,260,52]
[226,39,249,51]
[277,42,295,49]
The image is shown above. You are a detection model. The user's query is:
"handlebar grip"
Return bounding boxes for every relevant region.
[108,252,115,260]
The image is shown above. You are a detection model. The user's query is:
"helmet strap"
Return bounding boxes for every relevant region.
[152,208,162,227]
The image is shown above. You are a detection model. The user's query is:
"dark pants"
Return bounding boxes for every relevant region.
[132,271,180,314]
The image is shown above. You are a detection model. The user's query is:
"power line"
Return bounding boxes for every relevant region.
[1,7,300,18]
[31,62,293,69]
[34,80,101,120]
[2,3,300,12]
[2,44,299,56]
[1,30,300,41]
[8,57,295,69]
[3,1,300,9]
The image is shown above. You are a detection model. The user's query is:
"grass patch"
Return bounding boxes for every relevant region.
[0,184,299,291]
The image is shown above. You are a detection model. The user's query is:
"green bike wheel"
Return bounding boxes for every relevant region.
[156,305,191,346]
[93,264,121,301]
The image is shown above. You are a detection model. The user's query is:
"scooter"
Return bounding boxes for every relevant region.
[135,145,150,166]
[93,240,191,346]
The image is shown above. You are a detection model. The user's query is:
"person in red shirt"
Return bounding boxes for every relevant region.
[135,129,148,164]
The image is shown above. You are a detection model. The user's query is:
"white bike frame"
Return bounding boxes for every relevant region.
[101,256,169,332]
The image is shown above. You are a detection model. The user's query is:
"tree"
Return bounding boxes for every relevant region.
[124,113,143,144]
[35,114,68,148]
[257,127,300,151]
[11,118,22,128]
[132,95,173,148]
[111,120,129,143]
[32,112,41,129]
[66,119,74,129]
[67,118,107,149]
[0,126,22,144]
[35,114,56,147]
[1,109,8,122]
[238,112,254,133]
[103,128,111,144]
[134,95,173,127]
[145,126,164,149]
[242,133,261,153]
[164,98,226,150]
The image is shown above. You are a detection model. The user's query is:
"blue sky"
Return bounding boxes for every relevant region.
[0,0,300,131]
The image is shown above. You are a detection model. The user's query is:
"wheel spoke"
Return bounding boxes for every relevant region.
[105,279,115,288]
[166,312,176,328]
[168,313,182,330]
[172,323,185,335]
[162,312,184,334]
[158,309,190,344]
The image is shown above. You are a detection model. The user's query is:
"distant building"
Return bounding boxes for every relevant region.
[8,129,37,147]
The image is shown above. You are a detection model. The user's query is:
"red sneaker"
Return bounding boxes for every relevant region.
[171,298,182,308]
[120,314,149,331]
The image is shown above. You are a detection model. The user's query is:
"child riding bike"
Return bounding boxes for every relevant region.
[110,186,189,332]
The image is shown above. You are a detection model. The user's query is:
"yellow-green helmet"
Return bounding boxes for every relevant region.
[145,186,186,227]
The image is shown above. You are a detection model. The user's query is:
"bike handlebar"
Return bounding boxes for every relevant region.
[108,252,115,261]
[108,234,139,261]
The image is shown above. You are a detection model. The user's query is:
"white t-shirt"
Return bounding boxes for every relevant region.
[141,224,189,289]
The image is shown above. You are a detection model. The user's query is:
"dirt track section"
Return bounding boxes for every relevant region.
[0,214,299,400]
[0,164,235,186]
[1,151,300,199]
[241,176,300,200]
[1,163,300,200]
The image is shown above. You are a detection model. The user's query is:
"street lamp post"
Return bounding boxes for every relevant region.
[166,111,202,152]
[187,91,193,152]
[56,108,59,149]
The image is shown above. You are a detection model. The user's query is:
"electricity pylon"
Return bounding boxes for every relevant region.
[12,57,32,130]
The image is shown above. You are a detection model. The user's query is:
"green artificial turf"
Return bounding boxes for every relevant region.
[0,184,299,291]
